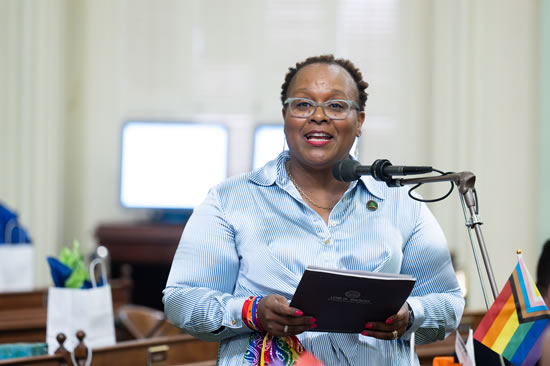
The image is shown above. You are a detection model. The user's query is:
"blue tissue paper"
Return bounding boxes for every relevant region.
[46,257,73,288]
[0,203,32,244]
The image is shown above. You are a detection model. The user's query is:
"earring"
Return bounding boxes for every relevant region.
[353,137,360,159]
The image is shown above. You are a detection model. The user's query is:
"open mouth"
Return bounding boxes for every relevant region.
[305,132,333,142]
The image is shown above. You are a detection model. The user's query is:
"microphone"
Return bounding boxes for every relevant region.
[332,159,433,183]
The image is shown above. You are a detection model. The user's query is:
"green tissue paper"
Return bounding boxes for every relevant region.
[59,240,89,288]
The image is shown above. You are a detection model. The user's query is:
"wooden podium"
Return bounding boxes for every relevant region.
[95,222,184,310]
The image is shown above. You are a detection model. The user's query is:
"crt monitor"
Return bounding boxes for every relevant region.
[120,121,229,218]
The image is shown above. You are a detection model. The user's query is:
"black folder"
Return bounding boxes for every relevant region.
[289,266,416,333]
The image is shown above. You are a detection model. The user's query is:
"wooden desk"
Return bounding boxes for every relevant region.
[0,309,484,365]
[0,333,218,366]
[95,223,183,265]
[95,222,184,310]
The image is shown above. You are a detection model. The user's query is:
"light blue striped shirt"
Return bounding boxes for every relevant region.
[163,151,464,365]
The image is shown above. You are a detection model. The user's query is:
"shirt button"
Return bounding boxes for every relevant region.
[324,239,330,245]
[331,221,337,227]
[231,320,236,325]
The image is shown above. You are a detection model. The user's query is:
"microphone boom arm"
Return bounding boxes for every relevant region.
[395,172,499,303]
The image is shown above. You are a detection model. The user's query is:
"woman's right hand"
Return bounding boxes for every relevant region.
[256,294,317,336]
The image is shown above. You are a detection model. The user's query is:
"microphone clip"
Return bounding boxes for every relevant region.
[371,159,401,187]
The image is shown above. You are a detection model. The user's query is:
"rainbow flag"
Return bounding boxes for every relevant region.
[474,254,550,366]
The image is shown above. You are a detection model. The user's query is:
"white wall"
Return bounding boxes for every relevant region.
[539,0,550,249]
[1,0,67,288]
[425,0,539,308]
[0,0,541,310]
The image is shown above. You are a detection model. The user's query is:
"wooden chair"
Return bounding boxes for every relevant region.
[117,304,180,339]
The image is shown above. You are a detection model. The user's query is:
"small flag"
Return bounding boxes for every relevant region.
[474,253,550,366]
[456,329,476,366]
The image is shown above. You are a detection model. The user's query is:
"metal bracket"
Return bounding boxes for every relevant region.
[465,215,483,227]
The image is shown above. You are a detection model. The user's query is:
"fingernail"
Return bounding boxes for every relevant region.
[309,317,317,323]
[385,318,393,325]
[296,310,303,316]
[361,331,369,336]
[364,323,372,329]
[310,324,317,329]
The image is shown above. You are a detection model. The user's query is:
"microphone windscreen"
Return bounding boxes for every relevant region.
[332,159,360,182]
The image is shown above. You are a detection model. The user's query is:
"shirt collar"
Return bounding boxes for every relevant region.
[358,175,385,200]
[248,151,385,200]
[248,151,289,186]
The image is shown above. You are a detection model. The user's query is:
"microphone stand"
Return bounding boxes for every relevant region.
[391,172,499,305]
[389,172,505,366]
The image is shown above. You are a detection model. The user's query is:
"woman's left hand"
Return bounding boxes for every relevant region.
[361,303,410,340]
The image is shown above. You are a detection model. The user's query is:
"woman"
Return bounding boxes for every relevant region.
[163,55,465,365]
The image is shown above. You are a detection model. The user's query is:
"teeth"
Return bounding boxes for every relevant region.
[306,132,332,140]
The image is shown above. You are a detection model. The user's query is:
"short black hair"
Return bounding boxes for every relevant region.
[280,54,369,111]
[536,239,550,299]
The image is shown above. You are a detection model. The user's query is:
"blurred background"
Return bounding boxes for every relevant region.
[1,0,549,311]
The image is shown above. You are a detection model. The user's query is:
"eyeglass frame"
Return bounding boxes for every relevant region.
[283,97,361,120]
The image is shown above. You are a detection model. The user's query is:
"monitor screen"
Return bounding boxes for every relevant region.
[252,124,285,169]
[251,124,360,170]
[120,121,229,211]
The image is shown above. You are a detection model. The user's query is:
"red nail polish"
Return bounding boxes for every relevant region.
[309,317,317,323]
[385,318,393,325]
[365,323,372,329]
[310,324,317,329]
[296,310,303,316]
[361,331,369,336]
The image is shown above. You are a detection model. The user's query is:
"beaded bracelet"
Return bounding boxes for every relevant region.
[242,296,263,332]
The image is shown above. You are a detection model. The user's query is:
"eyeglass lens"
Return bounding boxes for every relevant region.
[289,99,351,119]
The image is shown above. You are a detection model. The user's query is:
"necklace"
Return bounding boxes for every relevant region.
[285,161,335,210]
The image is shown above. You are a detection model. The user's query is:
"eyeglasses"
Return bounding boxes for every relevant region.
[284,98,360,120]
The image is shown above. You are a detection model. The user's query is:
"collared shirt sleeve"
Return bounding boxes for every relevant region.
[162,188,252,341]
[400,201,465,344]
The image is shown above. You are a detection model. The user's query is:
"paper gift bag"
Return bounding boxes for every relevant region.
[46,260,115,354]
[0,218,34,291]
[0,244,34,291]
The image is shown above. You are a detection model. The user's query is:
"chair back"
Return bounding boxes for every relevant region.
[117,304,172,339]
